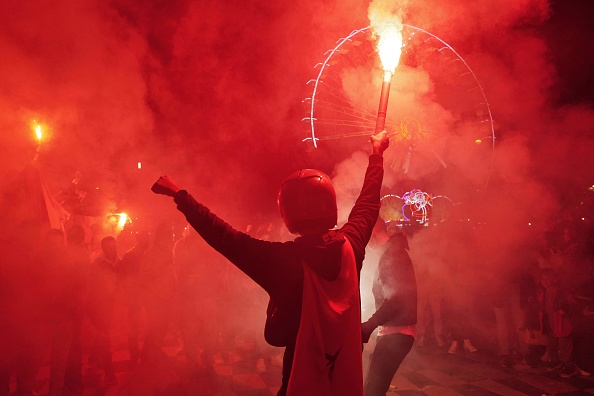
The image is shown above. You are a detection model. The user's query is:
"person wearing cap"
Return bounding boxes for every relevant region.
[151,131,388,396]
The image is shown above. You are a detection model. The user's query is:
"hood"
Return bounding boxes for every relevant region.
[294,230,345,280]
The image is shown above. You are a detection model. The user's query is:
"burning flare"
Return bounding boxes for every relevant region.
[35,125,42,141]
[118,213,128,228]
[368,0,405,134]
[376,23,403,77]
[368,0,404,76]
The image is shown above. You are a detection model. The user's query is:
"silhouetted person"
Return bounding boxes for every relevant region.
[491,248,535,368]
[174,227,225,373]
[40,228,73,396]
[87,236,119,386]
[119,231,150,369]
[60,225,90,395]
[54,225,90,396]
[361,225,417,396]
[0,221,45,396]
[445,224,479,354]
[141,223,175,363]
[574,260,594,374]
[152,131,388,395]
[414,225,444,348]
[538,268,590,377]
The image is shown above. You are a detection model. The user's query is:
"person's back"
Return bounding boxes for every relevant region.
[152,131,389,395]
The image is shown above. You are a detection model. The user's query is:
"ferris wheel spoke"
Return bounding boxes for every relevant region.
[315,121,376,129]
[314,103,376,123]
[315,130,376,140]
[319,88,378,119]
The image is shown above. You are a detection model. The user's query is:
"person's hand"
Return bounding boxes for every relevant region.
[361,320,376,343]
[371,130,389,155]
[151,175,181,197]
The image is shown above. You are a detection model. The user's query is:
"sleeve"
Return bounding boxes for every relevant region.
[173,190,298,295]
[366,248,411,328]
[340,154,384,266]
[366,254,400,328]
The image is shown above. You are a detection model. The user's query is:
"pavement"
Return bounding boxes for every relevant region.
[10,330,591,396]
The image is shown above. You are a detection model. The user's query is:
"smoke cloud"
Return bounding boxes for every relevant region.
[0,0,592,376]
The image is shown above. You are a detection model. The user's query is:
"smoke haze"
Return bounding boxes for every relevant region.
[0,0,593,387]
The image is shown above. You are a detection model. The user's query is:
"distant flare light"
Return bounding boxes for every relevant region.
[118,213,128,228]
[32,120,44,143]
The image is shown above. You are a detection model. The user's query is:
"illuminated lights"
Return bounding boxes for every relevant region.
[35,125,42,141]
[381,190,452,225]
[401,189,433,223]
[137,162,142,169]
[475,139,482,144]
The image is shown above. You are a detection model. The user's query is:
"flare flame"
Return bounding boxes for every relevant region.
[376,24,403,75]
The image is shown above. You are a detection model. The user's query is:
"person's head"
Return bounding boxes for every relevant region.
[101,236,117,260]
[66,225,85,246]
[277,169,337,236]
[385,222,409,249]
[385,221,402,237]
[540,268,558,289]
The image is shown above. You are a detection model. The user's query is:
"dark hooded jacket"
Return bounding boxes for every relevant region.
[173,154,383,346]
[368,232,417,329]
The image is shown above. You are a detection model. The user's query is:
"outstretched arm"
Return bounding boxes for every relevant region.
[340,131,389,266]
[151,178,297,296]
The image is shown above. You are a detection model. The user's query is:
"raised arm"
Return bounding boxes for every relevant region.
[151,178,297,295]
[340,131,389,265]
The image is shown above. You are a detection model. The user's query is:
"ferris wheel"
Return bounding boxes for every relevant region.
[303,25,496,190]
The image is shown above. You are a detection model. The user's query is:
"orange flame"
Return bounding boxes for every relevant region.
[368,0,404,76]
[376,24,403,75]
[35,125,42,141]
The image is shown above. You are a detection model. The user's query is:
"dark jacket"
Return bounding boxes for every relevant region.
[174,154,384,347]
[368,233,417,328]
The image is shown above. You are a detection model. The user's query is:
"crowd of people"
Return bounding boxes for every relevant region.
[0,218,284,396]
[404,220,594,378]
[1,127,593,396]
